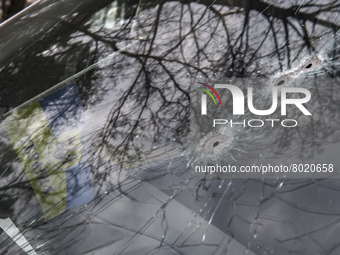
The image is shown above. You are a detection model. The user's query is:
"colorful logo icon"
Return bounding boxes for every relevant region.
[197,82,222,115]
[197,82,222,106]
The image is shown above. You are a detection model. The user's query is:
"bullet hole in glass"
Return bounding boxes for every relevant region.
[213,141,220,147]
[277,80,285,86]
[305,63,313,69]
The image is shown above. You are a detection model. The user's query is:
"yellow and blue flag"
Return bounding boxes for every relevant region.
[3,84,94,220]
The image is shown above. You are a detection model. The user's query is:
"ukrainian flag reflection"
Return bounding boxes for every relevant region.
[3,84,94,220]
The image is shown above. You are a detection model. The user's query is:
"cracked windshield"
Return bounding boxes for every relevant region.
[0,0,340,254]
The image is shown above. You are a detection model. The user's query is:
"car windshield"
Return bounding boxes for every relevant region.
[0,0,340,254]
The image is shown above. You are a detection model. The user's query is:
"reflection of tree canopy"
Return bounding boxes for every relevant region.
[1,0,340,254]
[86,0,340,165]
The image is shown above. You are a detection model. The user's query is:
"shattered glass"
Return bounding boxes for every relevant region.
[0,0,340,254]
